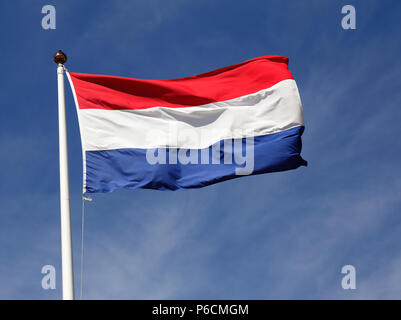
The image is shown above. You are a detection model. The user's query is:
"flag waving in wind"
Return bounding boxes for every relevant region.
[67,56,307,193]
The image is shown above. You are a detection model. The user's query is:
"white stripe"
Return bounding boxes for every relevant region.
[77,79,304,151]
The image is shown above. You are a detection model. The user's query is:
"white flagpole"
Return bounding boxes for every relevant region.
[54,50,75,300]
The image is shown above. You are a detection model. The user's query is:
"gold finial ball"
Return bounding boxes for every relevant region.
[53,50,67,64]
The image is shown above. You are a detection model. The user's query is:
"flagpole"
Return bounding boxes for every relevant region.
[54,50,75,300]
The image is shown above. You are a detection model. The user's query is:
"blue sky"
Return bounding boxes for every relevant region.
[0,0,400,299]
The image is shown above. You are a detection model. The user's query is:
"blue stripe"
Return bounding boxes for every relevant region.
[85,126,307,193]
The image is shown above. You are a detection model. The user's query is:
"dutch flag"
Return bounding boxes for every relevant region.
[67,56,307,193]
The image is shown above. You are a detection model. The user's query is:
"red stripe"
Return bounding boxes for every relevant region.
[69,56,294,110]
